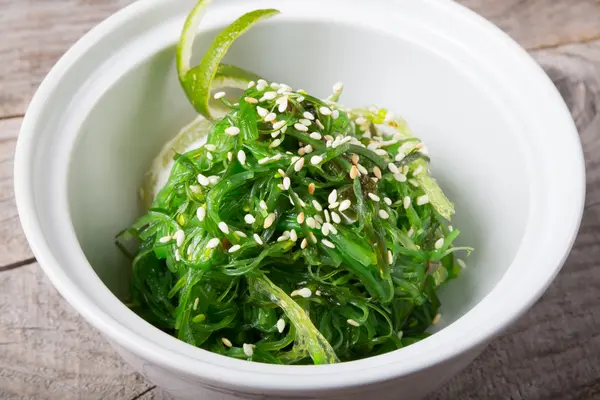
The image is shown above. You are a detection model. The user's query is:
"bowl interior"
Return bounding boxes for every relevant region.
[68,18,530,331]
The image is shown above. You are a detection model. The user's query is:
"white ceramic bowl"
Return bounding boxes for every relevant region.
[14,0,585,399]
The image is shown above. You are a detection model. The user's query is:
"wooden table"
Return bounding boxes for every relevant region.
[1,1,599,399]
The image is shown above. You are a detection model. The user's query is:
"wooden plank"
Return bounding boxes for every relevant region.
[0,117,34,268]
[430,39,600,400]
[0,0,599,118]
[0,263,154,400]
[459,0,600,50]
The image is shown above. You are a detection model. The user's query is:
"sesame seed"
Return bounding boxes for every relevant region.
[299,119,312,127]
[375,149,388,156]
[409,179,419,187]
[384,197,392,206]
[208,176,219,185]
[159,235,172,243]
[297,95,305,102]
[357,164,368,175]
[309,132,322,140]
[322,239,335,248]
[320,106,332,116]
[222,337,233,347]
[326,222,337,234]
[303,111,315,120]
[395,153,405,162]
[416,194,429,206]
[264,112,277,122]
[225,126,240,136]
[379,209,390,219]
[324,209,331,223]
[310,155,323,165]
[218,222,229,234]
[308,183,315,195]
[457,259,467,269]
[306,217,317,229]
[248,81,256,88]
[448,225,454,232]
[388,250,393,264]
[272,120,286,130]
[244,214,255,224]
[264,213,276,229]
[227,152,233,162]
[368,193,381,202]
[314,214,324,224]
[270,82,281,90]
[328,189,338,204]
[235,231,247,238]
[403,196,411,209]
[297,212,305,224]
[290,229,298,242]
[259,200,268,210]
[388,163,399,174]
[213,91,226,99]
[338,199,351,212]
[283,177,291,190]
[355,116,367,125]
[225,244,240,254]
[237,150,246,165]
[321,223,330,236]
[197,174,210,186]
[309,232,317,243]
[331,110,340,120]
[270,138,282,148]
[244,96,258,104]
[394,173,407,182]
[294,123,309,132]
[174,230,185,247]
[206,152,214,161]
[206,238,220,249]
[204,144,216,151]
[349,165,358,179]
[351,154,359,164]
[331,212,341,224]
[263,91,277,100]
[294,157,305,172]
[243,343,255,357]
[434,238,444,249]
[293,287,312,298]
[276,318,286,333]
[312,199,323,211]
[189,185,201,194]
[347,319,360,327]
[256,82,267,91]
[278,97,288,113]
[304,145,313,154]
[373,166,382,179]
[197,207,206,221]
[300,238,308,249]
[253,233,263,245]
[316,119,325,130]
[297,147,306,156]
[432,313,441,325]
[256,106,268,117]
[413,165,423,176]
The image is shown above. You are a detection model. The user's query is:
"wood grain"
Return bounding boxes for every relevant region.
[0,117,34,268]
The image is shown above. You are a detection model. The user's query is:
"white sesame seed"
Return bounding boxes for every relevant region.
[322,239,335,248]
[235,231,247,238]
[264,213,276,229]
[432,313,441,325]
[328,189,338,205]
[258,157,270,165]
[300,238,308,249]
[248,81,256,89]
[256,106,268,117]
[324,209,331,223]
[321,107,333,116]
[270,138,282,148]
[331,212,341,224]
[283,177,291,190]
[197,174,210,186]
[208,175,219,185]
[374,149,388,156]
[159,235,171,243]
[355,116,367,125]
[368,193,381,202]
[388,250,393,265]
[338,199,351,212]
[204,144,216,151]
[311,200,323,211]
[349,165,358,179]
[321,223,330,236]
[222,337,233,347]
[206,238,220,249]
[384,197,392,206]
[297,95,305,102]
[174,230,185,247]
[373,166,382,179]
[316,119,325,130]
[314,214,324,224]
[294,157,305,172]
[457,259,467,269]
[264,112,277,122]
[310,155,323,165]
[243,343,255,357]
[434,238,444,249]
[331,110,340,120]
[206,152,214,161]
[416,194,429,206]
[218,222,229,234]
[309,132,322,140]
[237,150,246,165]
[197,207,206,222]
[244,214,255,224]
[228,244,241,253]
[394,173,407,182]
[295,288,312,298]
[253,233,263,245]
[244,96,258,104]
[379,210,390,219]
[304,145,313,154]
[263,91,277,100]
[290,229,298,242]
[270,82,280,90]
[272,120,286,130]
[388,163,399,174]
[297,147,306,156]
[448,225,454,232]
[347,319,360,327]
[189,185,202,194]
[213,91,226,99]
[276,318,286,333]
[303,111,315,120]
[309,232,317,243]
[278,97,288,113]
[227,151,233,162]
[306,217,317,229]
[356,164,368,176]
[259,200,268,210]
[294,123,309,132]
[225,126,240,136]
[403,196,411,209]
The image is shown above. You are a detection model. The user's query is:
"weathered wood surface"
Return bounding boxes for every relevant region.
[1,1,599,399]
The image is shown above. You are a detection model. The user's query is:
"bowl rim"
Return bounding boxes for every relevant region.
[14,0,585,392]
